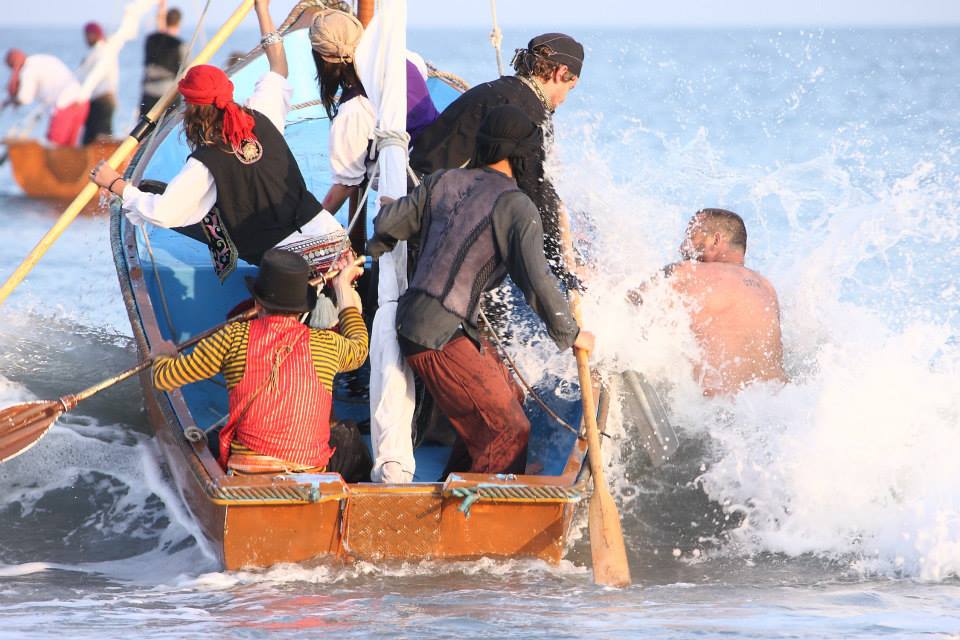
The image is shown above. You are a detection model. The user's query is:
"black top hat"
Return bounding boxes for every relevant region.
[245,249,317,314]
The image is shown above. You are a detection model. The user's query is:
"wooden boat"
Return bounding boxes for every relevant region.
[5,138,131,204]
[111,1,596,570]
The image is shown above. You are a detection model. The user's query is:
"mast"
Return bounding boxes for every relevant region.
[357,0,374,27]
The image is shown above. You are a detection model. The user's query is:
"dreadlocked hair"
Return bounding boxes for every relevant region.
[512,45,577,83]
[312,49,363,119]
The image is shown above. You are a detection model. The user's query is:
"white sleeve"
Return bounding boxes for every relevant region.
[15,68,37,106]
[329,100,374,187]
[121,158,218,228]
[245,71,293,134]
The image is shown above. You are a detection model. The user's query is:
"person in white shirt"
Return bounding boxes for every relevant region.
[77,22,117,144]
[308,10,439,221]
[91,0,343,281]
[4,49,88,146]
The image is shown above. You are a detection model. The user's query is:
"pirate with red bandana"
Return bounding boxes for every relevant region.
[92,0,344,281]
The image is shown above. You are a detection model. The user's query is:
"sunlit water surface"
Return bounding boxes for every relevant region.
[0,23,959,639]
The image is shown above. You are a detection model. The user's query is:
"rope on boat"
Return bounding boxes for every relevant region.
[425,63,470,93]
[478,307,580,437]
[488,0,505,77]
[140,227,180,339]
[134,0,214,343]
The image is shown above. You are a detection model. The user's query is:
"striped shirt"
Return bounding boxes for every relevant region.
[153,308,368,392]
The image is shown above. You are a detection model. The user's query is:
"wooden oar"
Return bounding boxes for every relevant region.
[560,211,632,588]
[0,0,257,307]
[0,257,364,464]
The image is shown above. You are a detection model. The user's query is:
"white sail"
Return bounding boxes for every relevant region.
[355,0,417,483]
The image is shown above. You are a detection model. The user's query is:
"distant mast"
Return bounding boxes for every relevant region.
[357,0,374,26]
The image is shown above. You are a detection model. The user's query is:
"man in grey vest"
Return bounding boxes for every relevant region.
[368,105,595,475]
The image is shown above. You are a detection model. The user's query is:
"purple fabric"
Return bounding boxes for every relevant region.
[406,60,439,143]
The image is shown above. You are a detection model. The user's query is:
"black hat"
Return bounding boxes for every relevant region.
[245,249,317,314]
[528,33,584,77]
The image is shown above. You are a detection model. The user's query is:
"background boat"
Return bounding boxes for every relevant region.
[5,137,131,208]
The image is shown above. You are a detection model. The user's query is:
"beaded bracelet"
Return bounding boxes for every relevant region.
[260,31,282,48]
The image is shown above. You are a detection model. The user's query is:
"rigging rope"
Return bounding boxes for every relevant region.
[478,307,580,436]
[488,0,505,77]
[137,0,213,345]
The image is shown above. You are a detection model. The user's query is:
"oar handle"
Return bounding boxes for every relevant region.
[0,0,257,307]
[61,358,154,411]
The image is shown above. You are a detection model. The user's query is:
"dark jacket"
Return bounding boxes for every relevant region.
[409,76,563,273]
[367,168,579,352]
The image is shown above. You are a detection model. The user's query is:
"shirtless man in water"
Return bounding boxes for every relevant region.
[666,208,786,396]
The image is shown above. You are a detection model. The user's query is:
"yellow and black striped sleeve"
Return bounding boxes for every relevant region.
[152,322,249,391]
[309,307,369,392]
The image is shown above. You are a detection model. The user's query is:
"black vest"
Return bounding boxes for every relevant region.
[142,33,182,90]
[408,168,519,323]
[190,110,322,267]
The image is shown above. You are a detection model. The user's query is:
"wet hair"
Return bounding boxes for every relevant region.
[512,45,577,83]
[312,50,363,119]
[696,208,747,251]
[167,8,182,28]
[182,102,254,151]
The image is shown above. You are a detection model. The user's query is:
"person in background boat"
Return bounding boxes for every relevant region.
[410,33,583,279]
[76,22,117,144]
[91,0,344,282]
[664,209,786,396]
[367,105,594,476]
[140,0,185,116]
[308,9,439,218]
[3,49,88,147]
[151,249,371,478]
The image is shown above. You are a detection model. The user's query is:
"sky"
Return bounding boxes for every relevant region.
[3,0,960,28]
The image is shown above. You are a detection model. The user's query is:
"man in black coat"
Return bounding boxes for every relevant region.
[410,33,584,276]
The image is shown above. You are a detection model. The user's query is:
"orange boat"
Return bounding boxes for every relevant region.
[111,0,600,570]
[5,138,130,205]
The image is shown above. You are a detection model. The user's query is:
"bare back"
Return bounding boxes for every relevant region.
[668,261,785,395]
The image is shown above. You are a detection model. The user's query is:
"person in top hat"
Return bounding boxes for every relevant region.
[92,0,344,282]
[368,105,595,477]
[410,32,584,278]
[150,249,370,478]
[307,9,439,220]
[4,48,87,146]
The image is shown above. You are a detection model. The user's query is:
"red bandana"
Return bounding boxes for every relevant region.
[178,64,257,150]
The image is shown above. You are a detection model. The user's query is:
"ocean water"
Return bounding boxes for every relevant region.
[1,20,960,639]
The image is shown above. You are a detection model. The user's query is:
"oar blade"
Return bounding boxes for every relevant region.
[0,401,64,463]
[588,486,632,588]
[617,370,680,466]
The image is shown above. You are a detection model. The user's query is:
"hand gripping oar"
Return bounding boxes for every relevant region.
[560,211,632,588]
[0,257,365,464]
[0,0,257,308]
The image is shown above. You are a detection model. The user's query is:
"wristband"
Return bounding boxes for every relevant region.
[108,176,123,196]
[260,31,282,48]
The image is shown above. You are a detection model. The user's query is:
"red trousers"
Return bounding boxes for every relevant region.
[406,336,529,474]
[47,101,89,147]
